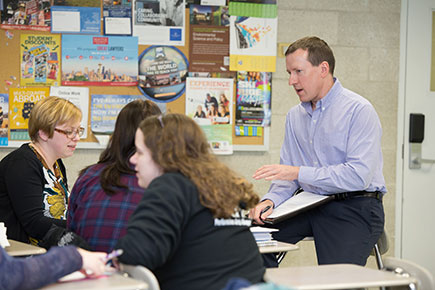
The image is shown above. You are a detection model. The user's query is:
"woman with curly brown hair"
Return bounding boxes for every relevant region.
[115,113,264,290]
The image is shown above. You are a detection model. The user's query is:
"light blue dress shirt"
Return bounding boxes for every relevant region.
[263,79,387,207]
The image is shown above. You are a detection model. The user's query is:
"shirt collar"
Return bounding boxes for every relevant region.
[300,77,342,114]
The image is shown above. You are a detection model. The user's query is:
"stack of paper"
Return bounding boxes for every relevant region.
[250,226,279,246]
[0,222,10,248]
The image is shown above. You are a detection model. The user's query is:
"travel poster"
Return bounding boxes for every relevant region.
[20,34,61,87]
[132,0,185,45]
[188,4,230,73]
[1,0,51,31]
[103,0,132,35]
[236,71,271,127]
[185,77,233,155]
[50,86,90,139]
[229,16,277,72]
[61,35,138,86]
[8,87,49,140]
[138,45,188,103]
[0,94,9,146]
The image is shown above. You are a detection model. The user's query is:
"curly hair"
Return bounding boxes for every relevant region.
[138,113,259,218]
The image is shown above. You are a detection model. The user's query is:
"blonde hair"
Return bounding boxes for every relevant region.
[28,96,82,142]
[138,113,259,218]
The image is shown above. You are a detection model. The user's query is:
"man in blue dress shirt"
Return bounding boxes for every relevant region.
[250,36,386,266]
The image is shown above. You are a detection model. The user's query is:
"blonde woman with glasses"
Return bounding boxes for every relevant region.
[0,96,88,249]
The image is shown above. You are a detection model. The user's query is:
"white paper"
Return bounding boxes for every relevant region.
[268,191,331,219]
[105,17,132,35]
[52,11,80,32]
[250,226,278,233]
[0,222,10,248]
[50,86,90,139]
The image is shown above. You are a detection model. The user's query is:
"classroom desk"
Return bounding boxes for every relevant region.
[42,273,148,290]
[258,241,298,264]
[264,263,417,290]
[258,241,299,254]
[5,239,47,256]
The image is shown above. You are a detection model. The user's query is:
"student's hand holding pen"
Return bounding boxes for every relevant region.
[249,200,274,225]
[77,248,108,278]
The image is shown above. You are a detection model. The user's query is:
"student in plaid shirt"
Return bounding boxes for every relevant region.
[67,100,161,252]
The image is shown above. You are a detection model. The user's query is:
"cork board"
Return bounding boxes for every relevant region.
[0,8,265,149]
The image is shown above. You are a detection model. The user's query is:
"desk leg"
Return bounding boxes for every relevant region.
[277,252,287,265]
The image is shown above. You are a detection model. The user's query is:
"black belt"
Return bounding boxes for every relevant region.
[333,191,383,201]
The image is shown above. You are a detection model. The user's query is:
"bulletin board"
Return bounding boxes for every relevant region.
[0,8,268,151]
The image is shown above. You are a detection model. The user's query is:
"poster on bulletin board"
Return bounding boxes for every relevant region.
[138,45,188,103]
[132,0,186,45]
[0,94,9,146]
[61,35,138,86]
[8,87,49,140]
[20,34,61,87]
[229,16,277,72]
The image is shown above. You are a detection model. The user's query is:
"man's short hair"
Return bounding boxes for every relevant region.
[285,36,335,75]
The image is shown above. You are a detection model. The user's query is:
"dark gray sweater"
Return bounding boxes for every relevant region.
[116,172,264,290]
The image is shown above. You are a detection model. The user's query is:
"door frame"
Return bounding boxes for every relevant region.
[395,0,408,258]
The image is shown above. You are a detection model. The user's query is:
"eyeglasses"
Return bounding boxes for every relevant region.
[54,127,85,139]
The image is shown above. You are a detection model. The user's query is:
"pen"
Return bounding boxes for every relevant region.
[105,249,123,263]
[259,205,271,222]
[260,205,271,215]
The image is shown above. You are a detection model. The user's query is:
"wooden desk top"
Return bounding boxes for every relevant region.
[5,239,47,256]
[265,263,417,290]
[42,273,148,290]
[258,241,299,254]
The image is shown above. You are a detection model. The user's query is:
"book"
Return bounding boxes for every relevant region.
[263,191,334,225]
[250,226,278,246]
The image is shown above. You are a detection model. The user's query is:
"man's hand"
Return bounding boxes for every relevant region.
[249,200,274,225]
[253,164,300,181]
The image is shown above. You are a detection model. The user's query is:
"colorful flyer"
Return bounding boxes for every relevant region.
[90,94,166,145]
[185,77,233,155]
[229,16,277,72]
[1,0,51,31]
[91,94,145,135]
[132,0,185,45]
[138,45,188,102]
[236,71,271,127]
[50,86,90,139]
[8,87,49,140]
[61,35,138,86]
[188,5,230,73]
[20,34,61,87]
[0,94,9,146]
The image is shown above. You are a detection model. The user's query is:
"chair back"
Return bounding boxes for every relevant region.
[371,228,389,269]
[383,256,435,290]
[120,263,160,290]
